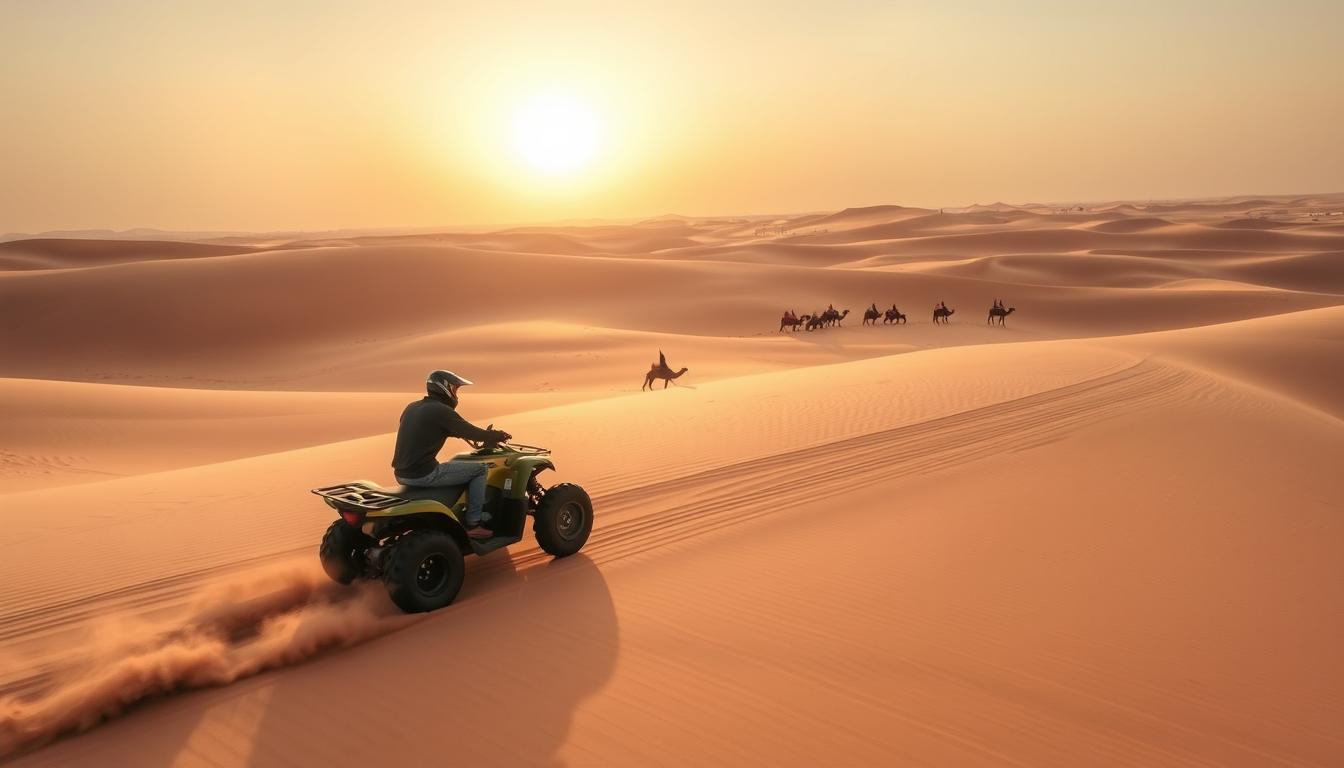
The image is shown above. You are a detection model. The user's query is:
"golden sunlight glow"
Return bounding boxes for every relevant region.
[5,3,1342,231]
[509,91,603,177]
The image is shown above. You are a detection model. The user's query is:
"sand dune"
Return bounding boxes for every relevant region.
[4,234,1339,388]
[1215,217,1300,230]
[2,193,1343,766]
[5,335,1341,765]
[865,223,1342,254]
[885,249,1344,294]
[1087,216,1176,233]
[1103,305,1344,419]
[0,239,260,271]
[803,203,934,229]
[1139,197,1282,213]
[792,210,1041,244]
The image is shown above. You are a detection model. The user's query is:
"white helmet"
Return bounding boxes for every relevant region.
[426,369,472,404]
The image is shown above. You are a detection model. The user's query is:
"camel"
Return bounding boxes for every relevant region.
[779,311,804,332]
[883,306,906,325]
[823,308,850,327]
[862,304,882,326]
[987,306,1016,326]
[642,350,688,390]
[805,312,826,332]
[932,306,955,324]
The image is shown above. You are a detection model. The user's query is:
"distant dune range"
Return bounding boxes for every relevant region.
[0,238,267,271]
[1,193,1342,766]
[3,202,1342,389]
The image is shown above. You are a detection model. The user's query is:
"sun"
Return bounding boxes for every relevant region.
[510,91,603,177]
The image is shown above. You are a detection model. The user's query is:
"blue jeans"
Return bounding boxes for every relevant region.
[396,460,488,526]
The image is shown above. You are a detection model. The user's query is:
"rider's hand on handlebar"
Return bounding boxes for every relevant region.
[488,429,512,443]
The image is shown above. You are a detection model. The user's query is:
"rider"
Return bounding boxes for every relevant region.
[391,369,511,539]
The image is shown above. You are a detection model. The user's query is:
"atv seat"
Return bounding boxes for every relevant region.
[381,483,468,507]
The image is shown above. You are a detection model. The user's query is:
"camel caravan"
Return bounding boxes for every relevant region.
[647,299,1017,393]
[779,300,1017,331]
[779,305,850,332]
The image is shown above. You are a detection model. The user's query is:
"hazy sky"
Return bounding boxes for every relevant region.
[2,0,1341,233]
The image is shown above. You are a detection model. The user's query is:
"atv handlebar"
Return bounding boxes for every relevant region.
[465,423,506,451]
[465,424,547,454]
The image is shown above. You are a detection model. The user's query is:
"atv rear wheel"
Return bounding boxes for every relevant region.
[534,483,593,557]
[319,520,366,585]
[383,531,465,613]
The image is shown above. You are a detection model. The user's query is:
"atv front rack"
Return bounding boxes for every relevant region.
[312,483,406,511]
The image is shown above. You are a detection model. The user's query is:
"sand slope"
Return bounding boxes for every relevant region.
[1,193,1342,766]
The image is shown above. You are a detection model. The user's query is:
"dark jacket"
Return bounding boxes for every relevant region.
[391,396,494,479]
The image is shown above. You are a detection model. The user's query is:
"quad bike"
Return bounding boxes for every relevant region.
[312,435,593,613]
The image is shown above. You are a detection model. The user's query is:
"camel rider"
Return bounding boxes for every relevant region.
[391,369,511,539]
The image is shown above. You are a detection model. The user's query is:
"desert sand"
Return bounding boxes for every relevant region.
[1,193,1342,766]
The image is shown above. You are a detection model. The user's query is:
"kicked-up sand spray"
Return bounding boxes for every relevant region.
[0,562,417,758]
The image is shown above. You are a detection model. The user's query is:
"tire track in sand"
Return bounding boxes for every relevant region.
[512,359,1194,570]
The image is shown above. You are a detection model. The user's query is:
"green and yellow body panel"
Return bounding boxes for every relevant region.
[316,448,555,526]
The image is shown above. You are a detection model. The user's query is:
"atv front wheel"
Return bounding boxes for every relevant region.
[319,520,366,585]
[383,531,465,613]
[534,483,593,557]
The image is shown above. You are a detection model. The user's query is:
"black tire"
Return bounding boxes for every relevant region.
[319,520,365,585]
[534,483,593,557]
[383,531,465,613]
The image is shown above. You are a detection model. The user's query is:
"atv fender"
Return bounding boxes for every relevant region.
[514,456,554,474]
[511,457,555,499]
[375,511,472,554]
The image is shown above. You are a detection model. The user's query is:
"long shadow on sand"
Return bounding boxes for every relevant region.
[244,552,618,767]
